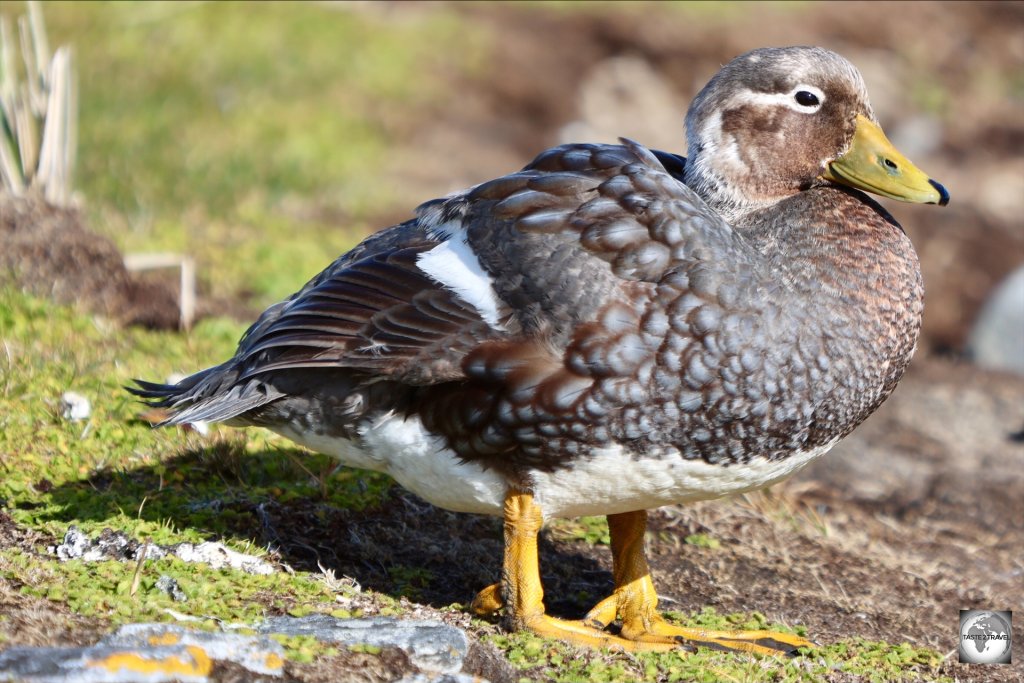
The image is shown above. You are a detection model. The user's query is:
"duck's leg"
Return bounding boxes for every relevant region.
[583,510,815,656]
[472,491,677,652]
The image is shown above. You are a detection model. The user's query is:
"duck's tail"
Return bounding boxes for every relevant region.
[127,366,283,426]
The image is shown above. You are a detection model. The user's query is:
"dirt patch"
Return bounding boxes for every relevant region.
[0,576,107,649]
[0,194,258,328]
[0,511,44,550]
[0,516,106,649]
[0,194,181,329]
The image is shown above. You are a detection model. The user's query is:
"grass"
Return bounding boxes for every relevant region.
[487,609,944,683]
[18,1,486,307]
[0,285,392,536]
[0,287,953,679]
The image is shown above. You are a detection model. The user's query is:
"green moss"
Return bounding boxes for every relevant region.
[485,608,945,682]
[0,288,393,548]
[269,634,341,663]
[1,547,336,625]
[548,516,611,545]
[683,533,721,549]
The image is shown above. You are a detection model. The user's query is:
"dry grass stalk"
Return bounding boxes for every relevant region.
[0,1,76,206]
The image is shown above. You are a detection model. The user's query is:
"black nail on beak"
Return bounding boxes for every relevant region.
[929,179,950,206]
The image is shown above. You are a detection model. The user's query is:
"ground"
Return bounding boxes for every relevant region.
[1,1,1022,682]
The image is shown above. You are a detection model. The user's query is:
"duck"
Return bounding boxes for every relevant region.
[131,46,948,655]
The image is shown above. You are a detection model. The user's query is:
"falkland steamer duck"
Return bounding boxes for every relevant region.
[133,46,948,654]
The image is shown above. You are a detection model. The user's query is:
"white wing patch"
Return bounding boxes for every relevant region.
[417,221,508,330]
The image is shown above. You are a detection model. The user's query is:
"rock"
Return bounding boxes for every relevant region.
[51,527,166,563]
[172,541,274,575]
[49,527,273,575]
[394,675,485,683]
[968,263,1024,375]
[99,624,285,677]
[60,391,91,421]
[155,575,188,602]
[0,614,512,682]
[52,526,92,562]
[0,625,286,682]
[0,643,214,682]
[258,615,468,674]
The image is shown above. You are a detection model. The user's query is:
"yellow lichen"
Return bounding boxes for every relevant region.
[147,632,182,646]
[87,645,212,676]
[264,652,285,670]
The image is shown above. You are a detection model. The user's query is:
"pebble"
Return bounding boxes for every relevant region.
[155,575,188,602]
[173,541,274,575]
[60,391,91,421]
[50,526,274,575]
[968,263,1024,375]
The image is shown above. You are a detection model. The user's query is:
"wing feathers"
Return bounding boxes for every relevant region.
[134,140,733,426]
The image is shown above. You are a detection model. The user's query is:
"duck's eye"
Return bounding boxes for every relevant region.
[795,90,820,108]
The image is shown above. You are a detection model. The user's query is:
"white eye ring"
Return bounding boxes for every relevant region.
[789,84,825,112]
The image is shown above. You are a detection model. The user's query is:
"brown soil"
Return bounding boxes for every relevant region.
[0,194,182,329]
[0,513,107,649]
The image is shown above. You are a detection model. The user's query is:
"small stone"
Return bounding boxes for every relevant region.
[395,675,486,683]
[51,526,91,561]
[968,263,1024,375]
[155,575,188,602]
[172,541,274,575]
[60,391,91,421]
[50,529,266,574]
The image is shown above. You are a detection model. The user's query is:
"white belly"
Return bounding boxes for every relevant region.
[275,413,836,519]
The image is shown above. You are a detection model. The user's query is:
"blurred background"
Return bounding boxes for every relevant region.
[2,0,1020,359]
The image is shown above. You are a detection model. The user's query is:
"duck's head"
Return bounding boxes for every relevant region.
[683,46,949,224]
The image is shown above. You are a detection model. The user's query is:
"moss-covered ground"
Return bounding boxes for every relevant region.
[0,282,951,681]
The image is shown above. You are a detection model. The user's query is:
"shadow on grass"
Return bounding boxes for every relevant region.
[36,438,611,617]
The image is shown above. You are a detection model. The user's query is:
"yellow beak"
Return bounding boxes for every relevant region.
[822,114,949,206]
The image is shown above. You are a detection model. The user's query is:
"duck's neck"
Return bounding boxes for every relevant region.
[682,142,800,227]
[738,186,918,293]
